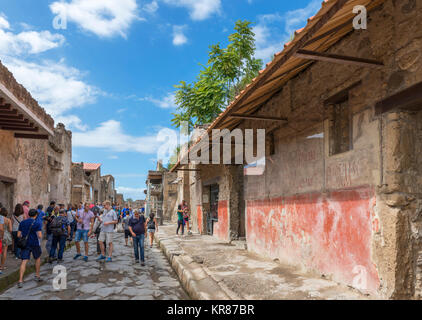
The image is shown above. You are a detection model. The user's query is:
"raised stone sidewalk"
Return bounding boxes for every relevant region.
[155,223,376,300]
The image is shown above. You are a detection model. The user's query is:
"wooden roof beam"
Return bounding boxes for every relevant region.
[230,113,288,122]
[295,49,384,69]
[0,114,24,120]
[14,133,48,140]
[0,109,18,116]
[0,103,12,111]
[1,126,39,132]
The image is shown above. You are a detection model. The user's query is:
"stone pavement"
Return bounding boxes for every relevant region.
[0,231,189,300]
[156,224,375,300]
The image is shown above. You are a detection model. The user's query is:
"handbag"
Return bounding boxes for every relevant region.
[17,219,36,249]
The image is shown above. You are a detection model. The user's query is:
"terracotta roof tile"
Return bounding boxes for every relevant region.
[83,163,101,171]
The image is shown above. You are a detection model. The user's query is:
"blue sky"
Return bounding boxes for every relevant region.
[0,0,321,200]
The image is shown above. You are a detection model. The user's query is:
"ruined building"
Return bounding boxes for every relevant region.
[101,174,116,203]
[0,61,72,212]
[171,0,422,299]
[71,163,118,205]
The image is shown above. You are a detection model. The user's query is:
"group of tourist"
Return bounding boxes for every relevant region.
[0,199,169,288]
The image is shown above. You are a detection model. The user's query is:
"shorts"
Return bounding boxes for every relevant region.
[21,246,42,260]
[98,232,114,244]
[147,229,156,234]
[124,230,131,239]
[75,229,89,242]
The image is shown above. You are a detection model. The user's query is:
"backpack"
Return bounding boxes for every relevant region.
[147,218,155,230]
[50,216,66,236]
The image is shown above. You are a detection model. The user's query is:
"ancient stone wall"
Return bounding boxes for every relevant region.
[162,172,178,221]
[48,124,72,205]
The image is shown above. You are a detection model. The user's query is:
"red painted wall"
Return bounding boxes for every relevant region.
[197,205,203,234]
[213,200,229,241]
[246,187,380,293]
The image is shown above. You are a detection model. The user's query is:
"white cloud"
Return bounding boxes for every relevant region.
[72,120,162,154]
[3,58,99,117]
[172,25,187,46]
[0,14,65,56]
[140,92,176,109]
[55,114,88,131]
[143,1,159,14]
[0,14,10,30]
[253,0,321,62]
[116,186,146,200]
[49,0,140,38]
[162,0,221,20]
[284,0,321,36]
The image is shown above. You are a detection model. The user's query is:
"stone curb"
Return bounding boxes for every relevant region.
[0,242,75,293]
[155,232,232,300]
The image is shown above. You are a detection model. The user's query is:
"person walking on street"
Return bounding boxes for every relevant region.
[128,210,147,266]
[122,212,132,247]
[182,201,191,235]
[49,209,71,263]
[17,209,43,288]
[0,208,12,273]
[93,209,107,255]
[74,203,94,262]
[96,201,118,262]
[146,213,158,248]
[176,205,184,236]
[11,204,24,259]
[67,205,77,242]
[45,205,59,261]
[36,205,45,237]
[22,201,30,220]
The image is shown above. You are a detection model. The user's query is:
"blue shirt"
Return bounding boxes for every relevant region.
[18,218,42,247]
[36,210,45,225]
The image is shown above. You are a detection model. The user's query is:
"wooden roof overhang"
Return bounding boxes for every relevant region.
[0,83,54,139]
[171,0,386,172]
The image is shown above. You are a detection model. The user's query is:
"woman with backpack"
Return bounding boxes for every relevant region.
[146,213,158,248]
[0,208,12,272]
[11,204,24,259]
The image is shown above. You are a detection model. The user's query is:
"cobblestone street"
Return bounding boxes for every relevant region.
[0,233,189,300]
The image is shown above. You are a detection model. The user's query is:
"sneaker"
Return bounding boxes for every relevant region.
[57,259,64,263]
[83,256,88,262]
[35,276,42,283]
[96,255,106,261]
[73,254,82,260]
[106,257,112,263]
[135,259,139,263]
[17,282,23,288]
[48,257,53,264]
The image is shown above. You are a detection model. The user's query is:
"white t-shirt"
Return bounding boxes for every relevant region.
[101,209,117,233]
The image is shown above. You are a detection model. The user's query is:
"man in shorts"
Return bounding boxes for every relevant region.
[74,203,94,262]
[96,201,118,262]
[17,209,43,288]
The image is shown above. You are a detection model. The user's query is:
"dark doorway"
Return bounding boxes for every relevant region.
[207,184,219,235]
[0,176,15,214]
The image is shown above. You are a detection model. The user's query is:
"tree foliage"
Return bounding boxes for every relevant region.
[171,20,263,131]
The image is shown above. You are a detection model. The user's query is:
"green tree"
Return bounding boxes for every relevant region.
[171,20,263,132]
